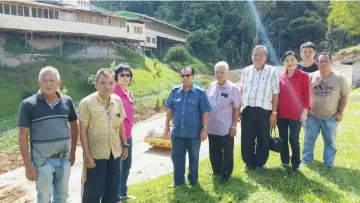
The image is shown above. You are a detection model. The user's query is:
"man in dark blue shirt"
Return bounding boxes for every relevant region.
[165,67,212,187]
[297,41,318,74]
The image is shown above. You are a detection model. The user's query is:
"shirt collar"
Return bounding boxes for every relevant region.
[95,92,115,106]
[253,63,266,71]
[178,84,196,93]
[285,68,300,76]
[216,80,229,89]
[37,91,62,101]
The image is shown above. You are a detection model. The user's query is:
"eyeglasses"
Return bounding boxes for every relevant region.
[120,74,131,78]
[181,74,193,78]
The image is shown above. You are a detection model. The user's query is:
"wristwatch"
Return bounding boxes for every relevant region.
[202,125,208,129]
[123,144,129,148]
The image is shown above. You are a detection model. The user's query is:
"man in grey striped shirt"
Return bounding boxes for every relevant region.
[239,45,280,171]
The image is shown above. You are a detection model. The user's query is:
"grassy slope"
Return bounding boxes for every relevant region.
[128,88,360,203]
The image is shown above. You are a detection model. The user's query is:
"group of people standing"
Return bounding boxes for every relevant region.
[165,41,349,188]
[16,41,348,202]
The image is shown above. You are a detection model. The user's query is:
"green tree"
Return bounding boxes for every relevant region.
[328,1,360,36]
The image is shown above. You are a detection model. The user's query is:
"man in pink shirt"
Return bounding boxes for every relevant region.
[113,64,135,201]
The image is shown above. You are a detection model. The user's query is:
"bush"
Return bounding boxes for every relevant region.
[164,45,191,64]
[154,97,161,112]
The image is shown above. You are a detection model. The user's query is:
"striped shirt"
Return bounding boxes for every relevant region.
[17,92,78,166]
[78,92,126,160]
[239,64,280,110]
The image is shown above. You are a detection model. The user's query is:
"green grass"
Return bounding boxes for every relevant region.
[127,88,360,203]
[338,44,360,54]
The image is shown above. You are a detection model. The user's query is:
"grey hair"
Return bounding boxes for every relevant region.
[252,45,268,56]
[214,61,229,72]
[38,66,60,80]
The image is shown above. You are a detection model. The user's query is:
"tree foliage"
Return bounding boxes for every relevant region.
[328,1,360,36]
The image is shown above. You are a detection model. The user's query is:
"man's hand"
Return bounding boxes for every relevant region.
[200,129,208,142]
[269,113,277,127]
[165,124,171,136]
[229,126,237,137]
[121,147,129,160]
[334,112,343,122]
[70,149,76,166]
[25,164,37,181]
[84,155,96,169]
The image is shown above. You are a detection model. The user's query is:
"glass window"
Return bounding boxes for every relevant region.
[24,6,29,16]
[43,9,48,18]
[37,8,43,18]
[81,0,84,5]
[108,18,111,26]
[86,15,91,23]
[127,25,129,33]
[78,0,80,4]
[54,10,59,19]
[146,37,150,43]
[152,38,156,44]
[18,6,23,16]
[4,4,10,14]
[49,9,54,19]
[31,8,37,17]
[115,19,120,27]
[65,12,71,21]
[11,5,17,15]
[0,4,3,14]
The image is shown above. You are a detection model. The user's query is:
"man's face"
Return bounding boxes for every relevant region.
[37,71,61,95]
[301,47,315,62]
[180,68,194,86]
[215,67,227,83]
[317,55,332,71]
[95,74,115,98]
[252,47,267,67]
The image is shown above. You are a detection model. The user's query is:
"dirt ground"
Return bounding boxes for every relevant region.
[0,151,23,175]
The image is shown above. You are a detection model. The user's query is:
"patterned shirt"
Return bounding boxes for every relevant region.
[207,80,241,136]
[78,92,126,160]
[165,84,212,138]
[239,64,280,111]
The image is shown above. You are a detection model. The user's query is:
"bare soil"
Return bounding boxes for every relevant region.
[0,151,23,175]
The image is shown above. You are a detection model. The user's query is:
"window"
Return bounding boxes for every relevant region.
[0,3,3,14]
[86,15,91,23]
[146,37,150,43]
[81,1,84,5]
[31,8,36,17]
[37,8,43,18]
[65,12,71,21]
[115,19,120,27]
[24,6,29,16]
[43,9,48,18]
[78,0,80,4]
[10,5,17,15]
[127,25,129,33]
[152,38,156,44]
[97,16,102,25]
[108,18,112,26]
[49,9,54,19]
[54,10,59,19]
[4,4,10,14]
[92,16,97,24]
[18,5,23,16]
[77,13,85,22]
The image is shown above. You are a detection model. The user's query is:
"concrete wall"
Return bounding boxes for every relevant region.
[352,61,360,88]
[146,29,186,43]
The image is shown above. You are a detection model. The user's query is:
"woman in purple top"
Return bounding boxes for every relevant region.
[113,64,136,201]
[206,61,241,183]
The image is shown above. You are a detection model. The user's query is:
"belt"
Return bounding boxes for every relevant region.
[49,152,66,159]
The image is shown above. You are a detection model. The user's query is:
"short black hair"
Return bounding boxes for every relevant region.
[300,41,316,52]
[317,52,332,63]
[180,66,195,75]
[282,51,300,63]
[114,64,133,82]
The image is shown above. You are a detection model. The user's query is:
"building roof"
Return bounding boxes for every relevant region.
[115,11,190,34]
[340,57,360,65]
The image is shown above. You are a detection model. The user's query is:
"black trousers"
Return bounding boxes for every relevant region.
[208,134,234,178]
[241,107,271,168]
[82,154,120,203]
[277,118,302,169]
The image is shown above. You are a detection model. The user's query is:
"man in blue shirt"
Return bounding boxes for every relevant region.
[165,67,212,187]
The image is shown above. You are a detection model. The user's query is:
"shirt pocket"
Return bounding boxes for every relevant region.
[110,112,122,129]
[187,99,198,111]
[173,98,182,111]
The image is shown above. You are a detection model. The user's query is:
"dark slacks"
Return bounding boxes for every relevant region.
[82,154,120,203]
[171,136,201,185]
[277,118,302,169]
[241,107,271,168]
[208,134,234,178]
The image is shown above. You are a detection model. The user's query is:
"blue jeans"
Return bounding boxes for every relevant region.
[171,136,201,185]
[35,156,71,203]
[117,137,133,198]
[302,114,338,167]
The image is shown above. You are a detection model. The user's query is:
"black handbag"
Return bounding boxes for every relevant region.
[269,126,284,153]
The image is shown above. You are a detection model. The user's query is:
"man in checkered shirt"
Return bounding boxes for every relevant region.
[239,45,280,171]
